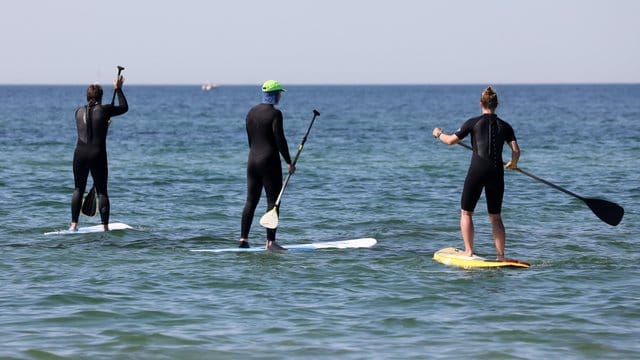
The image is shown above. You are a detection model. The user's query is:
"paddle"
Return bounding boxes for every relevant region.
[81,65,124,217]
[260,109,321,229]
[456,141,624,226]
[80,185,97,217]
[110,65,125,105]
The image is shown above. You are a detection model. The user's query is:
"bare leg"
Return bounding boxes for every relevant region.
[489,213,505,261]
[266,240,287,251]
[460,210,474,257]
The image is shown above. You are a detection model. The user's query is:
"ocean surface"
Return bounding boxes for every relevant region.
[1,84,639,359]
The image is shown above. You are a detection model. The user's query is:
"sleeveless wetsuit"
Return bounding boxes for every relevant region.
[71,89,128,224]
[454,113,516,214]
[241,103,292,241]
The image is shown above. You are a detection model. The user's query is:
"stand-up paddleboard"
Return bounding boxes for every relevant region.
[44,222,132,235]
[433,247,530,269]
[191,237,377,253]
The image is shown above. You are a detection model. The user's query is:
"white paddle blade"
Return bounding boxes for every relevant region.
[259,208,279,229]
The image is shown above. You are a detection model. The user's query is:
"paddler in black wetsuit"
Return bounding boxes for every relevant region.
[239,80,295,250]
[432,86,520,260]
[69,76,128,231]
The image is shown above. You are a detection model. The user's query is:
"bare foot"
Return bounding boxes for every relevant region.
[266,240,287,251]
[496,254,505,261]
[68,223,78,231]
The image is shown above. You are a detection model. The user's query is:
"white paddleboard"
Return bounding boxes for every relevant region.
[191,237,377,253]
[44,222,132,235]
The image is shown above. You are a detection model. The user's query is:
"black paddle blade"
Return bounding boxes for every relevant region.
[583,198,624,226]
[81,186,97,217]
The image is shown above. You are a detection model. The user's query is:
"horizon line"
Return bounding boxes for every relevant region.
[1,81,639,87]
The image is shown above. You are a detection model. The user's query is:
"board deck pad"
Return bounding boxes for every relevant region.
[433,247,530,268]
[191,237,377,253]
[44,222,132,235]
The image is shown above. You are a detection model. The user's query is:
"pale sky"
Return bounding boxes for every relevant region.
[1,0,638,85]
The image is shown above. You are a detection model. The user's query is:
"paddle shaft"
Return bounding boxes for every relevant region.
[273,110,321,207]
[456,141,584,200]
[455,141,624,226]
[110,66,125,105]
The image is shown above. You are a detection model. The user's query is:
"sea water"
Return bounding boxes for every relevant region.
[1,84,639,359]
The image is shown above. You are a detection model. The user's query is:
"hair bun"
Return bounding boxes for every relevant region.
[480,86,498,110]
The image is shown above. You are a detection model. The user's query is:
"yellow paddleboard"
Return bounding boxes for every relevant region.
[433,247,530,269]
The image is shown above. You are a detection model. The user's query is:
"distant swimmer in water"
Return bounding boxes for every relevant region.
[432,86,520,261]
[239,80,295,250]
[69,75,128,232]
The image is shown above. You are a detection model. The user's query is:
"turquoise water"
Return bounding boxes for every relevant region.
[1,85,639,359]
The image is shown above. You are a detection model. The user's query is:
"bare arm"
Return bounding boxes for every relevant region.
[432,127,460,145]
[505,140,520,169]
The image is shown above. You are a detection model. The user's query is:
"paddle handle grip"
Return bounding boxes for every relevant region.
[110,66,125,105]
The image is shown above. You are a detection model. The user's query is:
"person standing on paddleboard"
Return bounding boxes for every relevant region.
[239,80,295,250]
[432,86,520,260]
[69,76,128,232]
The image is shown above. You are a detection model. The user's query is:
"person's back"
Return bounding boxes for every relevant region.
[246,103,288,164]
[464,113,515,170]
[74,101,128,149]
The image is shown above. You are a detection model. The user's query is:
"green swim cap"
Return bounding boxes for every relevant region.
[262,80,286,93]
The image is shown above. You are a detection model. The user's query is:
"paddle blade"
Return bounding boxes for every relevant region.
[81,186,97,217]
[583,198,624,226]
[259,207,279,229]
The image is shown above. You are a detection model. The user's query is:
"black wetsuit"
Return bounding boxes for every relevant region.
[241,103,292,241]
[71,89,128,224]
[455,113,516,214]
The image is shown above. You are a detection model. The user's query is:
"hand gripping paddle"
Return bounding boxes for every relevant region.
[110,65,125,105]
[260,109,320,229]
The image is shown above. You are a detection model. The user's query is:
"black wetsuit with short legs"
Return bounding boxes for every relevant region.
[241,103,292,241]
[71,89,128,224]
[455,113,516,214]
